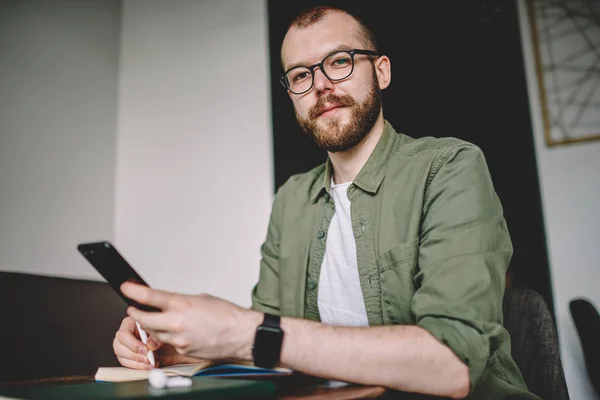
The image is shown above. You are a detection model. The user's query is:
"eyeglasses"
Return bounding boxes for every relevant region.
[280,49,378,95]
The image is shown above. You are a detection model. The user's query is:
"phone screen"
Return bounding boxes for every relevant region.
[77,241,160,312]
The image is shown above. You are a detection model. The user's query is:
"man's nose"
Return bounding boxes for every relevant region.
[312,68,334,93]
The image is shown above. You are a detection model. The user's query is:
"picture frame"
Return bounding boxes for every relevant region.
[525,0,600,146]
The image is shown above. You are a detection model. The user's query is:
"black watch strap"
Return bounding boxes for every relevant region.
[252,313,283,369]
[262,313,280,329]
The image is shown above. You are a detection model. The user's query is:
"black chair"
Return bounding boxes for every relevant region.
[502,286,570,400]
[569,297,600,398]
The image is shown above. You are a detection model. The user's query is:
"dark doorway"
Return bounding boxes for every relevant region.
[266,1,554,320]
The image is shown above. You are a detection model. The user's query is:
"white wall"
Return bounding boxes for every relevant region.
[0,0,274,308]
[518,1,600,399]
[0,0,121,280]
[115,0,274,307]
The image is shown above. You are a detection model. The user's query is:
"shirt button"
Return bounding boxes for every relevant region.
[317,230,325,239]
[308,279,317,290]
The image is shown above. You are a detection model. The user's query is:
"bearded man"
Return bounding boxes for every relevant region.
[112,5,539,399]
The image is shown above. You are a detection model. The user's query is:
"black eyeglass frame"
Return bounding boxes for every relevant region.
[280,49,379,95]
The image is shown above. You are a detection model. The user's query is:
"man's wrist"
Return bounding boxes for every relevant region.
[252,313,284,368]
[234,309,263,361]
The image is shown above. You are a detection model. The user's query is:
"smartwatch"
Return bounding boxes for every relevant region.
[252,313,284,368]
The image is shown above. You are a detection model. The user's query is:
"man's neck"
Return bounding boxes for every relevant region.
[329,117,385,185]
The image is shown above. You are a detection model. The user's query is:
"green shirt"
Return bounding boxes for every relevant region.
[251,120,540,399]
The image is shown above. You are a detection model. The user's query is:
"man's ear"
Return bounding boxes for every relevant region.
[374,55,391,90]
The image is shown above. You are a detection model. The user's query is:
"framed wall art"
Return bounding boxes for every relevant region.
[525,0,600,146]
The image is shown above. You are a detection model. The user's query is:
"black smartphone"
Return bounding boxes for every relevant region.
[77,241,160,312]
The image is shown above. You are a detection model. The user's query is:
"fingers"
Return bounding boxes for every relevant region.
[146,336,162,352]
[118,317,148,352]
[120,314,137,334]
[113,317,154,369]
[127,306,174,333]
[121,282,176,311]
[113,334,152,366]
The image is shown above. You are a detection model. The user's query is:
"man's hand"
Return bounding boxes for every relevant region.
[113,316,199,369]
[121,282,262,361]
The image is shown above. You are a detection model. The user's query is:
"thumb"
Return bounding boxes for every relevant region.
[147,336,162,351]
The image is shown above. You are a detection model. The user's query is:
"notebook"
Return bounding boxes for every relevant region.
[95,360,293,383]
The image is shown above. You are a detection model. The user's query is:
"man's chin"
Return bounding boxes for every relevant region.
[313,131,355,153]
[315,113,349,130]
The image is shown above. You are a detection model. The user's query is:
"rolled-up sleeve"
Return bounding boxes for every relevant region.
[251,188,285,315]
[413,144,512,393]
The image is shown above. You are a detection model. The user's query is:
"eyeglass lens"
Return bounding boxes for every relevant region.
[285,51,354,94]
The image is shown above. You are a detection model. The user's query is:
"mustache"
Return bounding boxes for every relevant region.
[308,94,355,120]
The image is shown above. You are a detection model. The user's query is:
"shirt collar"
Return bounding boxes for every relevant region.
[310,120,400,202]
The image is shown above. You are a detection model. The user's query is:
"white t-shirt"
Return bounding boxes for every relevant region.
[317,180,369,327]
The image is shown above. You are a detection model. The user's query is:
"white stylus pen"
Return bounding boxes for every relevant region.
[136,321,156,367]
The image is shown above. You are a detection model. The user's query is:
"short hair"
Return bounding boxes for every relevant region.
[286,5,378,53]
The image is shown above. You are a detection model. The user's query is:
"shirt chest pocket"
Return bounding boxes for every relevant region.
[377,238,419,325]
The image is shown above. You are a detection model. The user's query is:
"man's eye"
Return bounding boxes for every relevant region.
[293,71,310,82]
[329,57,351,68]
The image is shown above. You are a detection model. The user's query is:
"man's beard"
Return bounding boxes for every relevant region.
[295,70,382,153]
